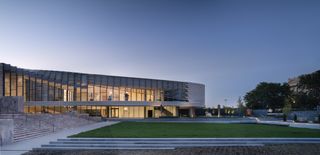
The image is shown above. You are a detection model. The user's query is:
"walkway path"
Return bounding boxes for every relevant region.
[254,117,320,130]
[0,121,119,155]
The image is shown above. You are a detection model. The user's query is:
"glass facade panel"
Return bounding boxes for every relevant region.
[101,85,107,101]
[48,82,54,101]
[107,86,113,101]
[75,74,81,101]
[81,74,88,101]
[5,72,10,96]
[125,88,131,101]
[88,84,94,101]
[113,87,119,101]
[36,78,42,101]
[119,106,144,118]
[10,72,17,96]
[17,74,23,96]
[55,83,62,101]
[42,80,48,101]
[62,84,68,101]
[131,89,137,101]
[1,63,202,118]
[137,89,142,101]
[94,85,100,101]
[114,77,120,87]
[30,77,35,101]
[24,75,29,101]
[146,89,153,101]
[119,87,125,101]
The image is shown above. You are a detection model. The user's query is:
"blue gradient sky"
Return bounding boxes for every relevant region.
[1,0,319,107]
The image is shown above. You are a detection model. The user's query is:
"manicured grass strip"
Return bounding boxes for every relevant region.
[71,122,320,138]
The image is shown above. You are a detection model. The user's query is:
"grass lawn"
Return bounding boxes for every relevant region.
[71,122,320,138]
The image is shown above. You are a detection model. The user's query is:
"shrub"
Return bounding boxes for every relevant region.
[283,114,287,122]
[294,114,297,122]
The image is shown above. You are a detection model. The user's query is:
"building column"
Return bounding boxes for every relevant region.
[189,107,195,118]
[175,106,179,117]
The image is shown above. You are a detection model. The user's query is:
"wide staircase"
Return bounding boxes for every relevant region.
[14,128,53,142]
[161,108,173,116]
[33,138,320,150]
[0,113,100,143]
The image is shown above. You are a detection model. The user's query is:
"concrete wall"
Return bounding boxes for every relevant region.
[0,119,14,145]
[252,109,268,117]
[289,111,319,121]
[252,109,319,121]
[0,96,24,114]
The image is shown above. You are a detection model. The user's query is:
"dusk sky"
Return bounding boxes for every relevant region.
[1,0,319,107]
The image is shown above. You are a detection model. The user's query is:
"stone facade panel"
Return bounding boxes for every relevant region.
[0,96,24,114]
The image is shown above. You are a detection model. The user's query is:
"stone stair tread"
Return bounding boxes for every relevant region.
[41,143,265,147]
[14,132,53,142]
[58,138,320,142]
[14,128,51,132]
[14,130,52,138]
[14,129,52,137]
[48,141,270,144]
[34,147,175,150]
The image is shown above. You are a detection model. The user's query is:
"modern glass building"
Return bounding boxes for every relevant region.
[0,63,205,118]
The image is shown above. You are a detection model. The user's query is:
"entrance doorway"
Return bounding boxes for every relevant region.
[179,109,190,117]
[111,108,119,118]
[147,110,153,118]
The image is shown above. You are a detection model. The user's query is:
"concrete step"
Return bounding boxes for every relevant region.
[41,143,265,148]
[49,140,320,145]
[14,132,52,142]
[14,128,52,134]
[37,138,320,150]
[34,146,175,150]
[14,129,53,142]
[57,138,320,142]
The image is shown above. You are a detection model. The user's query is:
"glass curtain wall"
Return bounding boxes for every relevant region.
[1,64,188,102]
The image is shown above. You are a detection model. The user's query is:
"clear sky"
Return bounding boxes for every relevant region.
[0,0,319,107]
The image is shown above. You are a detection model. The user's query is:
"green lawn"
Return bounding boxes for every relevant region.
[71,122,320,138]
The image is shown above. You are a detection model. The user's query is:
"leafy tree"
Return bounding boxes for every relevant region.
[295,70,320,108]
[292,92,318,109]
[244,82,291,110]
[282,98,292,122]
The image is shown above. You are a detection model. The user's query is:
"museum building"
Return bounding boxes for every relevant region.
[0,63,205,118]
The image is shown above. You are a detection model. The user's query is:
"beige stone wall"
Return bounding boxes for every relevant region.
[0,96,24,114]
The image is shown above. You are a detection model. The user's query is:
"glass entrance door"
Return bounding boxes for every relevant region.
[111,108,119,118]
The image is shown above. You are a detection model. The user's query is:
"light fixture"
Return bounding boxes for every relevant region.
[124,107,128,111]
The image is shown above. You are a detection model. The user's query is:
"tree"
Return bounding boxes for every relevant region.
[282,98,292,122]
[292,92,318,109]
[237,96,245,116]
[295,70,320,109]
[244,82,291,110]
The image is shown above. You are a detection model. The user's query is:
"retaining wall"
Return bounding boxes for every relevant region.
[0,119,13,145]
